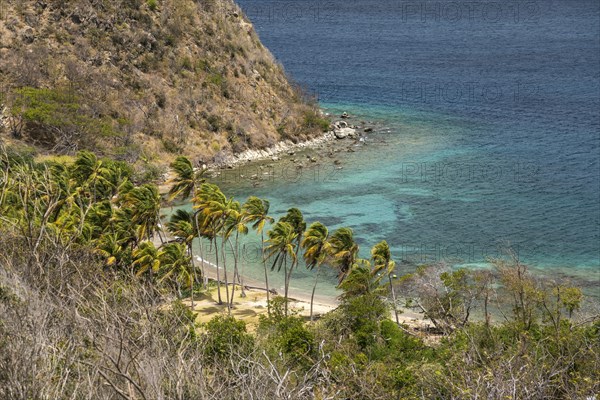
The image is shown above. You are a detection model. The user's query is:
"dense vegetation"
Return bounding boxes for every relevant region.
[0,0,328,164]
[0,145,598,399]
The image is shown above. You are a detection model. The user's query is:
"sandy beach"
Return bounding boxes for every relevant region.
[180,253,432,334]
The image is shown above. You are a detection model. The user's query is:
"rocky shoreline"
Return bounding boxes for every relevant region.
[208,115,370,170]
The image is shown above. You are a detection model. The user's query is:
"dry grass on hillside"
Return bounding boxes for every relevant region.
[0,0,327,167]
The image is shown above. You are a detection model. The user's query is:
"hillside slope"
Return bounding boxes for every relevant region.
[0,0,327,165]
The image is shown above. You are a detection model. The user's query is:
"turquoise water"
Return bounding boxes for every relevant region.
[185,0,600,297]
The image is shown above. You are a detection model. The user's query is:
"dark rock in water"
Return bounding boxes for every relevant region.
[334,159,342,165]
[310,157,317,163]
[364,127,374,133]
[341,112,349,118]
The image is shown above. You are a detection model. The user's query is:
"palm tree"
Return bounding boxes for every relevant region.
[158,243,193,301]
[301,221,331,321]
[85,200,113,240]
[224,202,248,306]
[167,156,206,293]
[70,151,98,188]
[194,210,212,290]
[194,183,232,307]
[329,227,359,284]
[167,209,196,244]
[279,208,306,305]
[207,194,239,311]
[372,240,400,325]
[265,221,298,316]
[94,231,129,268]
[70,150,114,202]
[338,260,385,299]
[132,241,161,279]
[242,197,274,312]
[167,156,205,201]
[167,209,199,303]
[109,207,137,250]
[123,184,163,243]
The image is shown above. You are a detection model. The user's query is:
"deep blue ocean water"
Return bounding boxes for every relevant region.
[203,0,600,296]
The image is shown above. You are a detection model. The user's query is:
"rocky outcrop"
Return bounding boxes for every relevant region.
[332,121,357,139]
[216,132,335,168]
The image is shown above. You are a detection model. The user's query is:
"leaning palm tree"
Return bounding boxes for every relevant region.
[167,156,206,201]
[242,197,274,312]
[167,209,199,296]
[70,150,114,202]
[329,228,357,284]
[338,260,385,300]
[329,227,359,285]
[158,243,193,304]
[224,202,248,306]
[265,221,298,316]
[207,195,238,311]
[279,208,306,301]
[193,210,213,290]
[301,221,331,321]
[123,184,163,243]
[372,240,400,325]
[94,231,128,268]
[132,240,161,279]
[194,183,232,307]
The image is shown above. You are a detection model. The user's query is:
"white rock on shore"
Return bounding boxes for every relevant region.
[331,120,358,139]
[216,132,336,168]
[334,127,357,139]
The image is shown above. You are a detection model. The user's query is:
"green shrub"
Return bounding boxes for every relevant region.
[206,114,223,132]
[147,0,158,11]
[202,315,254,360]
[206,73,225,87]
[10,87,120,151]
[258,297,316,366]
[161,138,183,154]
[302,109,330,132]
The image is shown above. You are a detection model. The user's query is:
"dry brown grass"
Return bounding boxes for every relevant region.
[0,0,323,168]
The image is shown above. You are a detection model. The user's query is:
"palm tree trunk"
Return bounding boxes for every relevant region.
[156,210,166,244]
[310,263,321,322]
[228,238,237,308]
[221,236,231,313]
[283,258,289,316]
[261,231,271,315]
[388,273,400,325]
[213,237,222,304]
[194,212,208,290]
[199,238,207,290]
[284,244,300,317]
[238,245,246,297]
[231,231,246,296]
[189,245,195,310]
